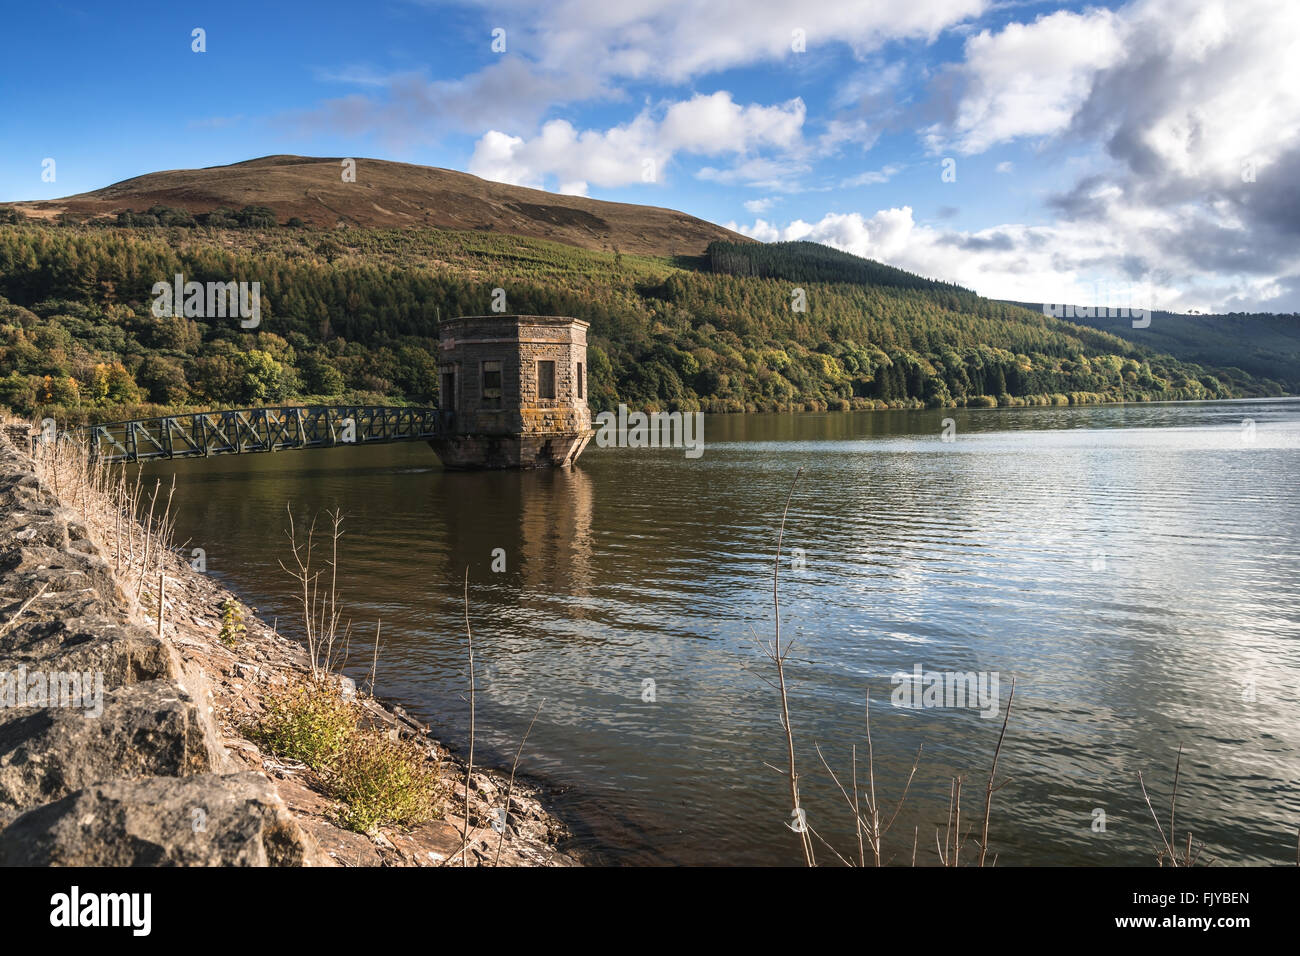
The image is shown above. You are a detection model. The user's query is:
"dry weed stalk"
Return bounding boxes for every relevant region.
[278,504,349,678]
[21,424,177,625]
[0,582,49,639]
[462,567,475,867]
[445,575,555,867]
[757,468,816,866]
[814,692,922,866]
[494,700,545,866]
[978,677,1015,865]
[1138,744,1211,866]
[763,468,1017,867]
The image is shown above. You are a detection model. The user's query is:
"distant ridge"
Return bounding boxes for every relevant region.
[12,154,752,258]
[1000,300,1300,391]
[707,239,972,294]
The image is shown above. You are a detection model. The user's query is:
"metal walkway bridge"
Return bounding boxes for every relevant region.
[74,405,449,464]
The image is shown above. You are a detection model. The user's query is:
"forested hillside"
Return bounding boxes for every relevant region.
[0,216,1285,426]
[707,239,969,293]
[1057,307,1300,392]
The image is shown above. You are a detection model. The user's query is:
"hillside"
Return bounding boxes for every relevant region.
[11,154,749,258]
[0,217,1283,426]
[708,239,970,294]
[1067,308,1300,392]
[998,300,1300,393]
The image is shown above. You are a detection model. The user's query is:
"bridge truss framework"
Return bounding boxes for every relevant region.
[72,406,447,464]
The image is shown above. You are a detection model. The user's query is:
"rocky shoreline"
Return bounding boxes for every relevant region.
[0,418,581,866]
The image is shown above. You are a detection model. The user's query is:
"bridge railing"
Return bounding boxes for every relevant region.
[74,405,443,463]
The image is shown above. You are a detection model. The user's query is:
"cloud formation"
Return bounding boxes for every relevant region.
[468,92,807,190]
[291,58,611,145]
[808,0,1300,312]
[467,0,989,84]
[729,202,1291,314]
[304,0,1300,313]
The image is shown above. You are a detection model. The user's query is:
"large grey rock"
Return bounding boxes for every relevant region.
[2,616,178,689]
[0,434,327,868]
[0,680,224,810]
[0,772,331,866]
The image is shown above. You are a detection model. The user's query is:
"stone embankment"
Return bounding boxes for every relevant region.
[0,420,579,866]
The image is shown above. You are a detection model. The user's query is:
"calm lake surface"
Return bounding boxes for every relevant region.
[144,398,1300,865]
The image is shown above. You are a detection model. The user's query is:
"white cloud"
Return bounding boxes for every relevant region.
[907,0,1300,311]
[660,92,805,154]
[469,116,664,190]
[995,161,1013,173]
[468,130,534,187]
[468,0,990,85]
[744,197,777,213]
[727,204,1296,313]
[817,117,881,153]
[930,0,1300,172]
[841,164,902,187]
[312,0,987,144]
[313,65,394,88]
[928,8,1125,155]
[291,59,612,144]
[696,156,812,191]
[187,115,244,129]
[730,208,921,264]
[469,92,807,190]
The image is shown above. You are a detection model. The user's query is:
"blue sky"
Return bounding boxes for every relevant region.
[3,0,1297,312]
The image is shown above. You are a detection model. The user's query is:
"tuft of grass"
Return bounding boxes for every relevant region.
[254,677,359,772]
[255,507,446,835]
[330,730,444,834]
[252,676,443,833]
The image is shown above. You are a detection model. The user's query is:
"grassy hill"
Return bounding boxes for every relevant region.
[9,155,748,259]
[0,213,1287,426]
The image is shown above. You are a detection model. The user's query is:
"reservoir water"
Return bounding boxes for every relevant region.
[144,398,1300,865]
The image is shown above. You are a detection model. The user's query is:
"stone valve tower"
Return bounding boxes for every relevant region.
[430,314,594,469]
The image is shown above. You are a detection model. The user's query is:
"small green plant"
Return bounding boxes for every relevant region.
[218,598,247,647]
[251,676,444,833]
[253,677,359,771]
[330,730,444,834]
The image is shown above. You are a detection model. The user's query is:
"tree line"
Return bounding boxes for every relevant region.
[0,220,1284,425]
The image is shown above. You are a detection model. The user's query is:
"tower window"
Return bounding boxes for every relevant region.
[482,360,502,409]
[537,360,556,400]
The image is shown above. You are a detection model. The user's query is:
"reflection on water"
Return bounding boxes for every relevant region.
[145,399,1300,865]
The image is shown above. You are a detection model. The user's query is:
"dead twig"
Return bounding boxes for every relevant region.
[462,566,475,868]
[1138,744,1206,866]
[768,468,814,866]
[494,700,545,866]
[977,677,1015,867]
[0,582,50,639]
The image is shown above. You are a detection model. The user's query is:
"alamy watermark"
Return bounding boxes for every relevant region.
[1,667,104,717]
[151,273,261,328]
[1042,300,1151,327]
[50,886,150,936]
[890,663,1001,719]
[594,404,704,459]
[1042,280,1154,329]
